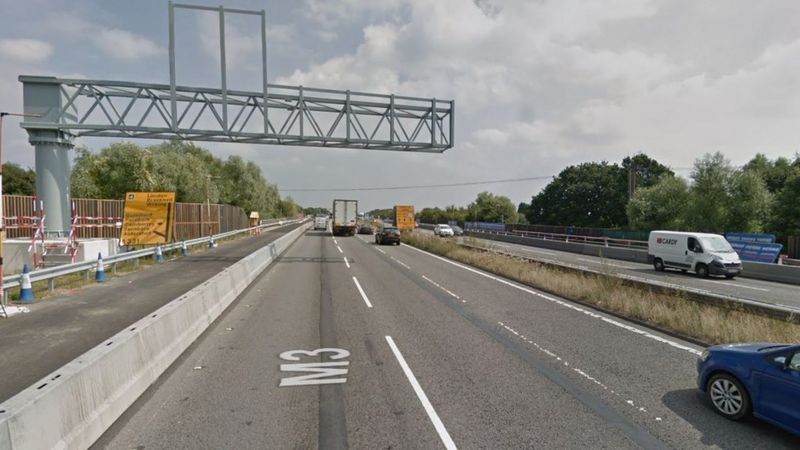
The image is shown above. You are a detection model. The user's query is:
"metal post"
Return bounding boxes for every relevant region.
[389,94,395,145]
[260,9,269,135]
[345,90,351,142]
[219,6,228,133]
[168,1,177,131]
[449,100,455,148]
[299,85,304,138]
[431,98,437,146]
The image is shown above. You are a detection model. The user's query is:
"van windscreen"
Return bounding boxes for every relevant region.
[698,236,734,253]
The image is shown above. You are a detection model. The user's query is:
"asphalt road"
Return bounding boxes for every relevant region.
[448,231,800,311]
[95,229,800,449]
[0,222,301,403]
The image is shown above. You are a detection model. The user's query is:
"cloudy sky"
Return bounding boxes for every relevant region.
[1,0,799,211]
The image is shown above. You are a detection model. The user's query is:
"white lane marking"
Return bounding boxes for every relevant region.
[352,276,373,308]
[390,256,411,269]
[344,257,350,269]
[376,247,386,254]
[405,245,701,356]
[702,279,769,292]
[576,257,635,270]
[385,336,457,450]
[494,243,557,256]
[333,238,338,245]
[499,322,662,422]
[337,245,344,254]
[421,275,465,302]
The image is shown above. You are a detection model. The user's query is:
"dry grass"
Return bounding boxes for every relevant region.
[405,232,800,345]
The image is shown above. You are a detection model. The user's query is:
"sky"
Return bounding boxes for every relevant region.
[1,0,799,211]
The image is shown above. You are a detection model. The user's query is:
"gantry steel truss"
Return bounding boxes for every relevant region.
[19,76,454,153]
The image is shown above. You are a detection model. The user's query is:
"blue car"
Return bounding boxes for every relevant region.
[697,343,800,435]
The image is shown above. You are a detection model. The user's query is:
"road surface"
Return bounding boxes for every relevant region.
[95,229,799,449]
[452,231,800,311]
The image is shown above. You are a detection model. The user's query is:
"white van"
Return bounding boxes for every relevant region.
[314,215,328,231]
[648,231,742,278]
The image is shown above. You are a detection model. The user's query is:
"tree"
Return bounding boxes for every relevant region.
[771,167,800,236]
[743,153,794,193]
[685,152,733,232]
[2,163,36,195]
[526,162,627,227]
[279,196,300,218]
[468,191,519,223]
[304,207,330,216]
[726,170,772,233]
[626,175,690,230]
[622,153,674,189]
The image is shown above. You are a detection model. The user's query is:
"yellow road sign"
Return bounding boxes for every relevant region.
[120,192,176,245]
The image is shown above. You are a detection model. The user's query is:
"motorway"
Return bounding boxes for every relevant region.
[456,232,800,311]
[93,228,799,449]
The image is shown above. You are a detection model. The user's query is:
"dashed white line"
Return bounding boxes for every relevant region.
[405,244,701,356]
[421,275,465,302]
[344,257,350,269]
[703,279,769,292]
[576,257,635,270]
[376,247,386,254]
[337,245,343,254]
[499,322,662,422]
[385,336,457,450]
[390,256,411,269]
[352,276,373,308]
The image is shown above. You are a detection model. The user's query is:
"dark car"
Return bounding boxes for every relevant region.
[375,226,401,245]
[358,223,374,235]
[451,225,464,236]
[697,343,800,435]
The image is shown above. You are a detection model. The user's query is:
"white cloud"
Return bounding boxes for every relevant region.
[0,38,53,63]
[94,28,162,61]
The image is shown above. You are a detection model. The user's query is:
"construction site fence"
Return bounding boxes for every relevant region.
[2,195,250,240]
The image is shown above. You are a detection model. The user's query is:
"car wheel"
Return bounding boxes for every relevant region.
[707,373,751,420]
[653,258,665,272]
[695,263,709,278]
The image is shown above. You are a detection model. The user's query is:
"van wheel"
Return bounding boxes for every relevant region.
[653,258,665,272]
[696,264,709,278]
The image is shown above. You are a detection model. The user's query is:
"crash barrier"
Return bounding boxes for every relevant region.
[465,230,800,286]
[0,219,311,449]
[2,219,300,303]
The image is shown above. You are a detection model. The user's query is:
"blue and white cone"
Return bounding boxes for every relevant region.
[19,264,34,303]
[154,245,164,263]
[180,241,188,256]
[95,253,107,282]
[208,234,218,248]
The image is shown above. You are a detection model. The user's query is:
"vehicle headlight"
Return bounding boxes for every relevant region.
[700,350,710,362]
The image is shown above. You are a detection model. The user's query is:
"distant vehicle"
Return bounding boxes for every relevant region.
[375,226,401,245]
[451,225,464,236]
[358,223,374,235]
[394,205,416,232]
[332,199,358,236]
[314,215,328,231]
[434,224,454,237]
[697,343,800,436]
[648,231,742,278]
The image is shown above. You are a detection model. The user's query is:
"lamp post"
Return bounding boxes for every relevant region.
[1,112,40,312]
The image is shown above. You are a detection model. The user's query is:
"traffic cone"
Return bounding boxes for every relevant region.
[19,264,34,303]
[208,234,218,248]
[95,253,107,282]
[180,241,188,256]
[154,245,164,263]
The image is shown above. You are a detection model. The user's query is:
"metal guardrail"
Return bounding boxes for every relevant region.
[442,227,649,250]
[2,218,306,299]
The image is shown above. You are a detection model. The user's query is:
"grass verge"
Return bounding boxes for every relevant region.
[404,232,800,345]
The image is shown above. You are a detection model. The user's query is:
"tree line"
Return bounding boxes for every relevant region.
[3,141,301,218]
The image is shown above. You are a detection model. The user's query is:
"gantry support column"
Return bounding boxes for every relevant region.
[21,76,76,237]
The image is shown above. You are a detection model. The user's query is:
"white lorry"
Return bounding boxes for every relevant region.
[314,214,328,231]
[332,199,358,236]
[648,231,742,278]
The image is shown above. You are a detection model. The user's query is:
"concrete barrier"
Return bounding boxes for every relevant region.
[466,231,800,286]
[0,221,311,450]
